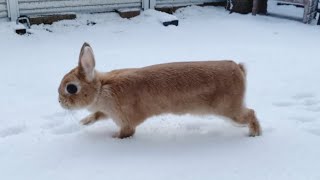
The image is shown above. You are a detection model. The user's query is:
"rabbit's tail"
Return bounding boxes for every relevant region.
[238,63,246,77]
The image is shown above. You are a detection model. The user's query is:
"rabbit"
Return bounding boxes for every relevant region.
[58,42,261,139]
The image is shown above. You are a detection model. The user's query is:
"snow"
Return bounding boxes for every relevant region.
[143,9,178,23]
[1,4,320,180]
[14,23,26,30]
[117,8,141,13]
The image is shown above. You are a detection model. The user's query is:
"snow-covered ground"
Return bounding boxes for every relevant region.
[1,4,320,180]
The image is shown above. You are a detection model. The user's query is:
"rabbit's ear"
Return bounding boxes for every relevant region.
[79,42,95,81]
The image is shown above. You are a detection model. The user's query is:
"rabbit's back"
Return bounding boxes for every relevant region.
[98,61,246,125]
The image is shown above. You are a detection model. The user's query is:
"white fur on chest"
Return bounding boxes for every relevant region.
[87,86,124,126]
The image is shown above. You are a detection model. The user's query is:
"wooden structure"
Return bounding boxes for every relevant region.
[227,0,319,24]
[0,0,7,18]
[0,0,226,21]
[318,5,320,25]
[266,0,319,23]
[226,0,267,14]
[252,0,268,15]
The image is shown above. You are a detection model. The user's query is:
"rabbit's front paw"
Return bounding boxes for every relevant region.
[80,116,96,125]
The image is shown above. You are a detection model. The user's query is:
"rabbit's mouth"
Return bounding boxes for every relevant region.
[59,99,69,109]
[59,97,85,110]
[58,97,72,110]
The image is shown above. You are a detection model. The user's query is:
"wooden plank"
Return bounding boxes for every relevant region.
[117,8,141,18]
[0,11,7,18]
[28,13,76,24]
[252,0,258,15]
[303,0,309,23]
[19,3,141,15]
[0,2,6,18]
[0,4,6,11]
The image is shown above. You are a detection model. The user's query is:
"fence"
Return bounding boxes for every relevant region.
[2,0,225,21]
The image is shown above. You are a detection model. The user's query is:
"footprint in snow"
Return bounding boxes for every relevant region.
[291,116,316,123]
[292,92,315,100]
[42,111,68,121]
[273,92,320,111]
[41,120,64,129]
[41,111,80,131]
[292,93,320,112]
[51,124,82,135]
[43,112,82,135]
[272,101,295,107]
[285,92,320,136]
[185,123,203,131]
[0,125,26,138]
[304,106,320,113]
[41,113,66,129]
[304,128,320,136]
[301,99,320,106]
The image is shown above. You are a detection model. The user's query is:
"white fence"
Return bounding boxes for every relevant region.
[2,0,225,21]
[156,0,224,8]
[0,0,7,18]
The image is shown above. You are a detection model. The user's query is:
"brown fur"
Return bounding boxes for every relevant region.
[58,43,261,138]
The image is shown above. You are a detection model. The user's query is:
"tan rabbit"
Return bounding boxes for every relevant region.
[58,43,261,139]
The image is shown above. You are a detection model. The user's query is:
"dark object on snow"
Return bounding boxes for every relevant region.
[226,0,267,15]
[252,0,268,15]
[46,28,53,33]
[17,16,31,28]
[15,28,27,35]
[15,18,29,35]
[317,3,320,25]
[87,21,97,26]
[163,20,179,26]
[155,6,183,14]
[226,0,253,14]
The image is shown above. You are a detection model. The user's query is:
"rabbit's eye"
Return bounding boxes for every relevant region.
[66,84,78,94]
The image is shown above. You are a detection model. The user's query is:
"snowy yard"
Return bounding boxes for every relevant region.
[1,4,320,180]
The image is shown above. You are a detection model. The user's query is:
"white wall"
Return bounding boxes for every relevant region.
[0,0,226,20]
[0,0,7,18]
[18,0,142,16]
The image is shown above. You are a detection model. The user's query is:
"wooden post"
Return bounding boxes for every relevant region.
[252,0,258,15]
[252,0,268,15]
[6,0,19,21]
[318,3,320,25]
[303,0,310,23]
[258,0,268,14]
[142,0,150,10]
[149,0,156,9]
